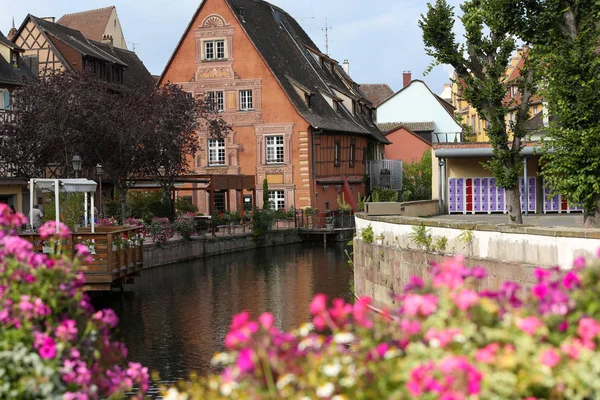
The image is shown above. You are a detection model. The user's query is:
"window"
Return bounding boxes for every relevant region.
[208,139,226,166]
[304,93,312,108]
[266,135,284,164]
[204,40,226,60]
[240,90,253,110]
[206,91,224,112]
[11,51,17,68]
[334,142,340,167]
[0,90,9,110]
[349,143,356,167]
[268,190,285,210]
[213,192,226,213]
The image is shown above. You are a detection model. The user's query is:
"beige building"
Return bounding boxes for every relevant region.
[57,6,128,50]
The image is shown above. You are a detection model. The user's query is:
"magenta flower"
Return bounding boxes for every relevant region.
[56,319,78,342]
[310,294,327,315]
[400,318,421,335]
[517,316,543,335]
[126,362,149,391]
[64,393,89,400]
[33,298,50,317]
[353,297,373,328]
[93,309,119,328]
[540,348,560,367]
[563,271,580,289]
[39,221,70,240]
[258,313,274,330]
[475,343,500,363]
[74,244,93,264]
[237,348,255,372]
[578,317,600,343]
[532,283,548,299]
[573,256,586,270]
[38,336,57,359]
[403,294,438,317]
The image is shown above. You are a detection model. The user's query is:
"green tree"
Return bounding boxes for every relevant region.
[419,0,538,224]
[402,151,433,202]
[497,0,600,227]
[262,178,270,210]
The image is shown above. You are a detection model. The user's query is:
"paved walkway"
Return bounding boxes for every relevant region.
[434,213,584,228]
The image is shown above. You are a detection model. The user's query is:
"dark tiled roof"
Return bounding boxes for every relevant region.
[0,30,22,51]
[0,31,34,86]
[225,0,389,144]
[31,16,126,67]
[377,122,435,133]
[57,6,114,43]
[92,41,154,89]
[360,84,394,107]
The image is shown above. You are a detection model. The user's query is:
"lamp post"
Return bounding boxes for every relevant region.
[72,154,82,179]
[96,163,103,217]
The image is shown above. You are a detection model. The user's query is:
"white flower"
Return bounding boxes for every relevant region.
[211,352,233,365]
[322,362,342,377]
[316,382,335,398]
[340,376,356,388]
[164,388,188,400]
[333,332,355,344]
[332,396,347,400]
[429,338,441,348]
[299,322,314,337]
[384,349,401,359]
[276,374,296,390]
[454,334,466,343]
[220,381,238,396]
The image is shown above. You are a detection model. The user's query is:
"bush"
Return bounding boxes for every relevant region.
[149,217,173,246]
[371,186,399,202]
[402,150,432,202]
[250,208,275,238]
[43,193,85,230]
[162,253,600,399]
[128,191,171,222]
[0,205,148,398]
[173,213,196,240]
[175,197,198,216]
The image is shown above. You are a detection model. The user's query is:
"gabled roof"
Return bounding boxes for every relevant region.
[378,79,456,118]
[0,30,22,51]
[27,16,126,67]
[92,41,154,88]
[57,6,114,43]
[0,31,34,86]
[160,0,388,144]
[386,125,433,147]
[360,84,394,107]
[377,122,435,134]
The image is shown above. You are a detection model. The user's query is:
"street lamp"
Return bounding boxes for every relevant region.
[96,163,103,216]
[72,154,82,178]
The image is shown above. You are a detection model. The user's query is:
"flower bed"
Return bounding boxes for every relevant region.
[0,204,148,399]
[164,254,600,399]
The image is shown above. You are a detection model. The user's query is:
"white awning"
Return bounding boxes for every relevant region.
[32,179,97,193]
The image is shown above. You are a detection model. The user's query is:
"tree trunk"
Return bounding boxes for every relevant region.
[505,186,523,224]
[119,187,128,224]
[583,194,600,228]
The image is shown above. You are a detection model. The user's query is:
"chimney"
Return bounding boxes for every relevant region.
[237,7,246,22]
[102,34,114,50]
[403,71,412,87]
[343,59,350,75]
[41,17,55,23]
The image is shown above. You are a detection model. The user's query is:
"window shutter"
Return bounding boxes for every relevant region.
[3,91,10,110]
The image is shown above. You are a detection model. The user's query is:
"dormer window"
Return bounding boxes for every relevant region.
[204,40,226,60]
[335,100,342,113]
[11,51,17,68]
[304,93,312,108]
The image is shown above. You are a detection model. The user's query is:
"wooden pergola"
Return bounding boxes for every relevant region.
[129,174,256,214]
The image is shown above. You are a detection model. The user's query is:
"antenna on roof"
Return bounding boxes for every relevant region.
[128,41,141,52]
[322,18,332,56]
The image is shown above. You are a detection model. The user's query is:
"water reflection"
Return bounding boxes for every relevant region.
[96,242,352,382]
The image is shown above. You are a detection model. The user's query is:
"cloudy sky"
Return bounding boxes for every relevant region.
[1,0,463,94]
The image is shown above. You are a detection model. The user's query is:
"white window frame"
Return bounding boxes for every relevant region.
[266,135,284,164]
[268,190,285,210]
[208,139,226,166]
[240,90,253,111]
[0,89,8,110]
[204,39,226,60]
[206,91,224,112]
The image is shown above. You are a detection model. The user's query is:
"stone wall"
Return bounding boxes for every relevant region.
[143,230,303,270]
[354,213,600,308]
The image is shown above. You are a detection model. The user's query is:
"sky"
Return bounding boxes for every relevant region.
[0,0,463,95]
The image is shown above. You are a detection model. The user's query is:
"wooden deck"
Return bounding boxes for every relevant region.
[21,226,143,291]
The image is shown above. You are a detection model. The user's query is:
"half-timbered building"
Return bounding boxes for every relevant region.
[160,0,389,214]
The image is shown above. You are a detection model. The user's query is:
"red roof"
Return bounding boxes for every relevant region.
[57,6,114,42]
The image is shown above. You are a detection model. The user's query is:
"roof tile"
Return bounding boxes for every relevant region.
[56,6,114,43]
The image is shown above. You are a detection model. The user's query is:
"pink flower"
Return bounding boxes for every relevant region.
[561,339,583,360]
[532,283,548,299]
[126,362,149,391]
[258,313,274,329]
[578,318,600,343]
[33,298,50,317]
[403,294,438,317]
[237,348,255,372]
[34,333,57,359]
[64,393,89,400]
[534,268,553,282]
[573,256,586,270]
[93,309,119,328]
[562,271,580,289]
[39,221,70,240]
[375,343,389,358]
[517,316,543,335]
[310,294,327,315]
[18,295,33,314]
[540,349,560,367]
[432,256,466,289]
[425,328,463,348]
[400,319,421,335]
[475,343,500,363]
[453,290,480,311]
[56,319,78,342]
[353,297,373,328]
[74,243,93,264]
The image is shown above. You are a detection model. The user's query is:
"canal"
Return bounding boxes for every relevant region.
[97,242,352,384]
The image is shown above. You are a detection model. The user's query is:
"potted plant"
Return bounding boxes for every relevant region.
[326,216,334,231]
[40,239,52,254]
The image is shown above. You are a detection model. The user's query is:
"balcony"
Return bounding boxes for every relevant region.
[0,109,16,124]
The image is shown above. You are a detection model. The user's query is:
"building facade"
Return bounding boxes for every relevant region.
[159,0,388,214]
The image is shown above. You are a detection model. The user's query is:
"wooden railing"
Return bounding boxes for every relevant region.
[20,226,143,291]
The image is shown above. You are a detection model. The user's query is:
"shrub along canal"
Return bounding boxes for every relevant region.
[94,242,352,385]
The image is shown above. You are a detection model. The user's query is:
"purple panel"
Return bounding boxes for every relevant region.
[457,178,464,187]
[552,196,560,208]
[529,200,536,211]
[449,179,455,187]
[482,178,489,187]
